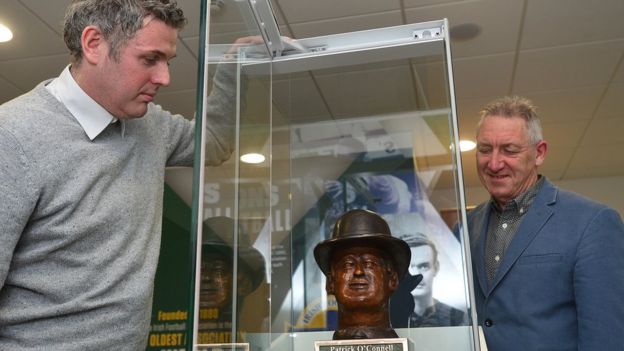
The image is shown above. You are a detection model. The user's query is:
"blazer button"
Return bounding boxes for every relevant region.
[484,319,493,327]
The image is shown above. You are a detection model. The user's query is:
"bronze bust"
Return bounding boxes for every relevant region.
[314,209,414,340]
[199,217,265,343]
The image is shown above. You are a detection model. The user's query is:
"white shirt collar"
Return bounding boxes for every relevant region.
[46,65,121,140]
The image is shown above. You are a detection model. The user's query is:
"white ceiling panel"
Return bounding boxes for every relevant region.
[19,0,67,34]
[0,54,67,91]
[614,61,624,82]
[0,0,66,60]
[513,41,624,92]
[455,97,494,132]
[0,77,22,103]
[580,117,624,147]
[565,143,624,179]
[519,86,605,123]
[314,65,417,119]
[289,11,402,39]
[452,53,515,100]
[404,0,471,8]
[177,1,202,38]
[594,82,624,119]
[522,0,624,50]
[540,146,576,181]
[204,1,271,41]
[272,75,331,123]
[541,119,589,149]
[412,60,448,110]
[182,37,200,58]
[404,0,524,58]
[276,0,400,24]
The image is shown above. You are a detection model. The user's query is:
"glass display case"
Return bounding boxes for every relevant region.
[189,0,479,350]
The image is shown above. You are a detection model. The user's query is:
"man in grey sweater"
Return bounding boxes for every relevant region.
[0,1,237,349]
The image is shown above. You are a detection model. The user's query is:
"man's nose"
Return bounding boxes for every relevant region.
[153,64,171,86]
[487,151,505,172]
[353,261,365,275]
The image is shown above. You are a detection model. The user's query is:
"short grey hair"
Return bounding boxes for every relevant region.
[63,0,187,64]
[477,96,543,145]
[401,233,438,264]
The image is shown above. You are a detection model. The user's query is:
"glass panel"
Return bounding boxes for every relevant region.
[207,0,262,44]
[196,53,272,350]
[194,1,272,350]
[266,39,476,350]
[195,2,477,348]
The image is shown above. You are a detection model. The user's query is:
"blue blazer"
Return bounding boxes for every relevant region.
[466,179,624,351]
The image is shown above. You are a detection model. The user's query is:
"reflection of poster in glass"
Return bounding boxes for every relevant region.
[284,113,468,332]
[147,185,192,351]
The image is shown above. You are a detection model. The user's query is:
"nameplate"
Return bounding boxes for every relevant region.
[314,338,408,351]
[196,343,249,351]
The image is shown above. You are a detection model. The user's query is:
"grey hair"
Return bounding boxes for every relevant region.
[63,0,187,64]
[477,96,543,145]
[401,233,438,264]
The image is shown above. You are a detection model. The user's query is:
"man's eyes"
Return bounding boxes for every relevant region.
[339,258,381,269]
[362,259,381,268]
[502,147,521,155]
[143,56,170,66]
[477,146,521,155]
[477,146,491,154]
[410,263,431,271]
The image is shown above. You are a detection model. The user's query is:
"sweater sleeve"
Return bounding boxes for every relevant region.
[0,128,39,290]
[202,62,237,166]
[163,62,237,167]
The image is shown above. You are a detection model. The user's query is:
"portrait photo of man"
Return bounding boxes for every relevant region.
[390,233,467,328]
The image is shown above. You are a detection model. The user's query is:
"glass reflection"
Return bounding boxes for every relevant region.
[198,217,266,344]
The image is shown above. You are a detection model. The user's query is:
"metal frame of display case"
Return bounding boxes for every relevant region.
[190,0,480,350]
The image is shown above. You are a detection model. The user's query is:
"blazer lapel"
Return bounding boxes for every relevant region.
[488,180,558,293]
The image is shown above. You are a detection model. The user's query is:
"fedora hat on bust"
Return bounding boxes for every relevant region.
[314,209,411,278]
[202,216,265,292]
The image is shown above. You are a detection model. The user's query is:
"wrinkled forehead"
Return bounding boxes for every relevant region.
[477,115,531,141]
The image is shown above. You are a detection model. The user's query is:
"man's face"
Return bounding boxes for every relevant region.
[408,245,438,299]
[328,246,397,309]
[94,17,177,118]
[200,255,232,308]
[476,115,547,206]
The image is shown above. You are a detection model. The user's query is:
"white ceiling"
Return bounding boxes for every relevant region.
[1,0,623,189]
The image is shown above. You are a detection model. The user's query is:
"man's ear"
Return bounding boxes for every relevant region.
[81,25,106,65]
[535,140,548,166]
[325,273,335,294]
[387,269,399,292]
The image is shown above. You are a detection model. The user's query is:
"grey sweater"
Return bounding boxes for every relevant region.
[0,68,235,350]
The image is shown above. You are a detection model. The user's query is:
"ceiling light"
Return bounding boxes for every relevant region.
[449,23,481,42]
[210,0,224,14]
[240,153,265,164]
[0,23,13,43]
[459,140,476,152]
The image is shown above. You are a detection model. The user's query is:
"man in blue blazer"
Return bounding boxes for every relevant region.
[466,96,624,350]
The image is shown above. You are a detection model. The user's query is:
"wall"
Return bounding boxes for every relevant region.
[431,176,624,217]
